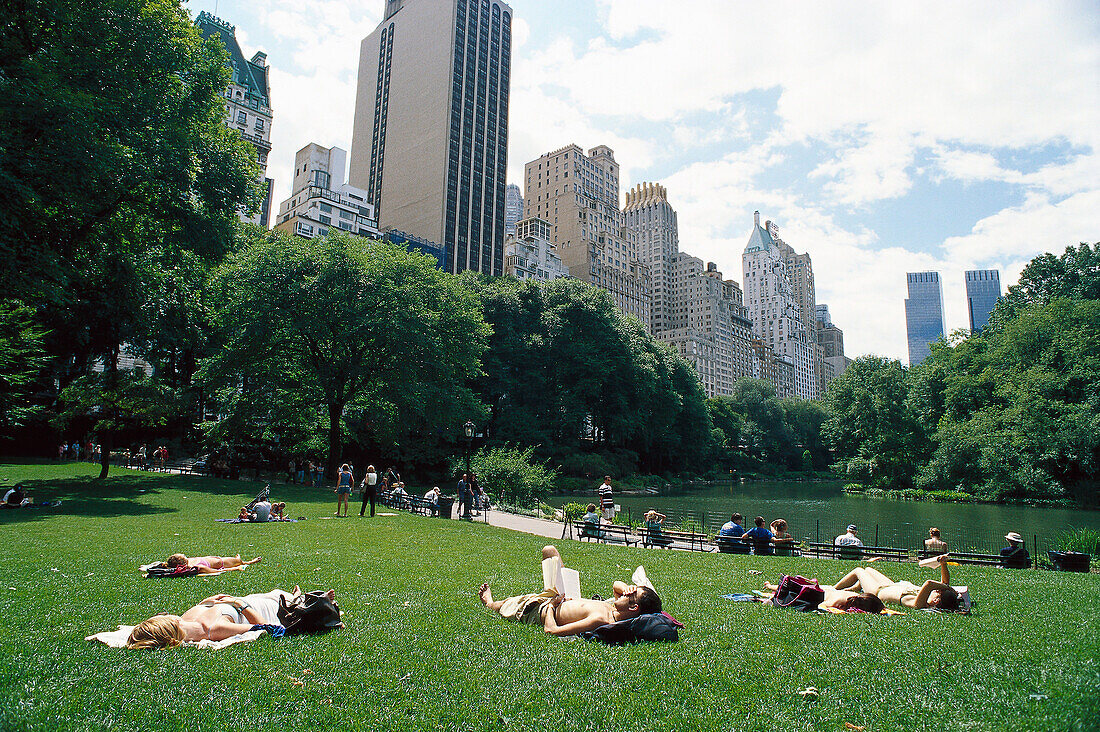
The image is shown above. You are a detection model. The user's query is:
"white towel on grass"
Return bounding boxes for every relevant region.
[86,626,265,649]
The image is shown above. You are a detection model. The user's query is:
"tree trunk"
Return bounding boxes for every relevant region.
[327,401,344,479]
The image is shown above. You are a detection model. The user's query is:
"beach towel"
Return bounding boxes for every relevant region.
[86,626,267,649]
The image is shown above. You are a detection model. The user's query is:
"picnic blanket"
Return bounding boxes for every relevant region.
[86,626,267,650]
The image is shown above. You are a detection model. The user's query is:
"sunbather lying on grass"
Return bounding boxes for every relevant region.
[762,581,886,613]
[126,587,335,648]
[166,554,261,574]
[479,545,662,636]
[833,554,959,610]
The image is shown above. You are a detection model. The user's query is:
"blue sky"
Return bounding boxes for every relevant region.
[186,0,1100,361]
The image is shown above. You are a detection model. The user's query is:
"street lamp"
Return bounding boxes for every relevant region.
[462,421,475,520]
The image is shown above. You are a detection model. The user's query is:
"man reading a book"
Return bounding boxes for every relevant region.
[478,546,662,636]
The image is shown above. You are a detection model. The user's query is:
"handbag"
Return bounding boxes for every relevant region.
[770,574,825,612]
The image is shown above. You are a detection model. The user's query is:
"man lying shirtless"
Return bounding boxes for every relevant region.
[478,545,662,636]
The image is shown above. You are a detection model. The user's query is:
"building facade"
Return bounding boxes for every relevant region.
[349,0,512,275]
[504,217,569,281]
[195,12,274,227]
[905,271,945,366]
[815,303,849,394]
[523,144,650,324]
[623,182,678,334]
[742,213,816,399]
[504,183,523,237]
[965,269,1001,333]
[275,144,381,241]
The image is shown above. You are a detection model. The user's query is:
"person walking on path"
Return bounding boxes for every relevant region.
[359,465,378,517]
[334,464,354,517]
[598,476,615,521]
[456,473,469,519]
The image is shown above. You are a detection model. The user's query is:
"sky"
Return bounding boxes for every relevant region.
[186,0,1100,362]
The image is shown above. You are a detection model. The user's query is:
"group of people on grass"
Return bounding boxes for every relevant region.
[236,498,288,522]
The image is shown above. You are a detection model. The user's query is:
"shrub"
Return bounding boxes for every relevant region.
[561,502,587,523]
[451,445,558,505]
[1055,527,1100,556]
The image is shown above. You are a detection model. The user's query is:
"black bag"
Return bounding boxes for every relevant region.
[144,564,199,578]
[581,612,681,644]
[277,591,343,635]
[770,575,825,612]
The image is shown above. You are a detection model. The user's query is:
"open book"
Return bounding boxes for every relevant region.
[541,560,654,600]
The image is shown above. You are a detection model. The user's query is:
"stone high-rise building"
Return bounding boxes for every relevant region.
[742,213,816,399]
[349,0,512,275]
[504,217,569,281]
[965,269,1001,333]
[274,143,381,241]
[523,144,649,323]
[504,183,523,237]
[815,303,849,394]
[905,271,945,366]
[623,182,677,334]
[195,12,274,228]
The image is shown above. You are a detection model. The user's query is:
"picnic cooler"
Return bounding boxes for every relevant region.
[1048,551,1090,573]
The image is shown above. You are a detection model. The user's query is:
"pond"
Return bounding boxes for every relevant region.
[598,480,1100,556]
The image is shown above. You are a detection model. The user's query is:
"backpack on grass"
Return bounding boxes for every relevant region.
[770,575,825,612]
[276,591,343,635]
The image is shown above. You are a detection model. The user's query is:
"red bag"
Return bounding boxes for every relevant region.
[770,575,825,611]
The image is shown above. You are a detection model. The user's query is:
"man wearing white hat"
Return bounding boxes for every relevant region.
[1000,531,1030,569]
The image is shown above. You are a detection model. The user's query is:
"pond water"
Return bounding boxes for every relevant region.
[602,480,1100,556]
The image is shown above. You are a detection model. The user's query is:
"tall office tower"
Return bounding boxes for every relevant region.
[905,271,945,366]
[623,182,678,334]
[815,303,849,393]
[504,217,569,281]
[523,144,650,323]
[504,183,523,237]
[195,12,274,228]
[965,269,1001,333]
[742,213,816,399]
[349,0,512,275]
[274,143,381,241]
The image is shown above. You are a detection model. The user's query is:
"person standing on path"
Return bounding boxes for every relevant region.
[359,465,378,517]
[598,476,615,521]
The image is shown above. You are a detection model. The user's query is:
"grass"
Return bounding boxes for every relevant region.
[1,460,1098,732]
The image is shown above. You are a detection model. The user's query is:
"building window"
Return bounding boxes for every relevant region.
[237,111,247,125]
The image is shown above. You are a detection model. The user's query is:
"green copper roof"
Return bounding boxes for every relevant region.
[744,224,775,253]
[195,11,270,107]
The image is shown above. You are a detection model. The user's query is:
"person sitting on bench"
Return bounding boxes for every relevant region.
[478,546,662,637]
[125,587,335,648]
[581,504,604,538]
[644,510,672,545]
[166,554,262,575]
[1000,531,1030,568]
[832,554,959,610]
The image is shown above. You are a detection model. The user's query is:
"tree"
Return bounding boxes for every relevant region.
[0,301,49,433]
[822,357,929,488]
[987,243,1100,330]
[203,232,490,475]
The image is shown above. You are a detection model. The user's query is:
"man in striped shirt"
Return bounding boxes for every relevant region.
[598,476,615,521]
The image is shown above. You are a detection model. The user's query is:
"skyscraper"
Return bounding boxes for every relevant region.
[523,144,650,323]
[905,271,945,366]
[349,0,512,275]
[624,182,677,334]
[504,183,523,237]
[965,269,1001,332]
[742,213,816,399]
[195,12,274,227]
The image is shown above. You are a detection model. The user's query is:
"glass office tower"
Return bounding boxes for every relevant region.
[905,271,945,366]
[965,269,1001,333]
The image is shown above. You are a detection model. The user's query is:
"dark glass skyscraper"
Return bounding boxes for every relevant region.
[349,0,512,275]
[965,269,1001,333]
[905,271,945,366]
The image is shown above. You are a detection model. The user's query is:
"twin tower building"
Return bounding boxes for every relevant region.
[205,1,842,401]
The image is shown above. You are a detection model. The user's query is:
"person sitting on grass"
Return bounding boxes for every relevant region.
[478,546,662,637]
[270,502,288,521]
[832,554,959,610]
[125,587,336,649]
[166,554,262,574]
[237,506,251,521]
[2,484,29,508]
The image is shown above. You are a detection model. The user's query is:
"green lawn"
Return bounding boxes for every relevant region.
[1,461,1097,732]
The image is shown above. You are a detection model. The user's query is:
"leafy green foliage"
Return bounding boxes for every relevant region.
[0,301,49,432]
[204,232,489,475]
[453,445,558,505]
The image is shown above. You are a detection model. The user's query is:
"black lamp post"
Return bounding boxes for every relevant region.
[463,421,475,519]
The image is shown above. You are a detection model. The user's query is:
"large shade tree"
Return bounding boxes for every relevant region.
[202,232,490,475]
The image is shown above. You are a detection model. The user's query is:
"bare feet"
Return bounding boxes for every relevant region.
[478,583,494,606]
[325,589,336,602]
[292,586,301,597]
[245,556,262,565]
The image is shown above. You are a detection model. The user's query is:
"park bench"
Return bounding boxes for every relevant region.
[714,535,751,554]
[639,527,711,552]
[804,542,910,562]
[578,523,637,546]
[918,549,1030,568]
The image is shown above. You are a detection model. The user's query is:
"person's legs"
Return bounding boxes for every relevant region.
[860,566,895,587]
[850,568,891,596]
[833,569,864,591]
[359,489,369,517]
[369,489,376,517]
[478,583,505,611]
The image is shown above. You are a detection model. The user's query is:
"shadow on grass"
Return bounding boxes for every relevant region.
[0,465,316,524]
